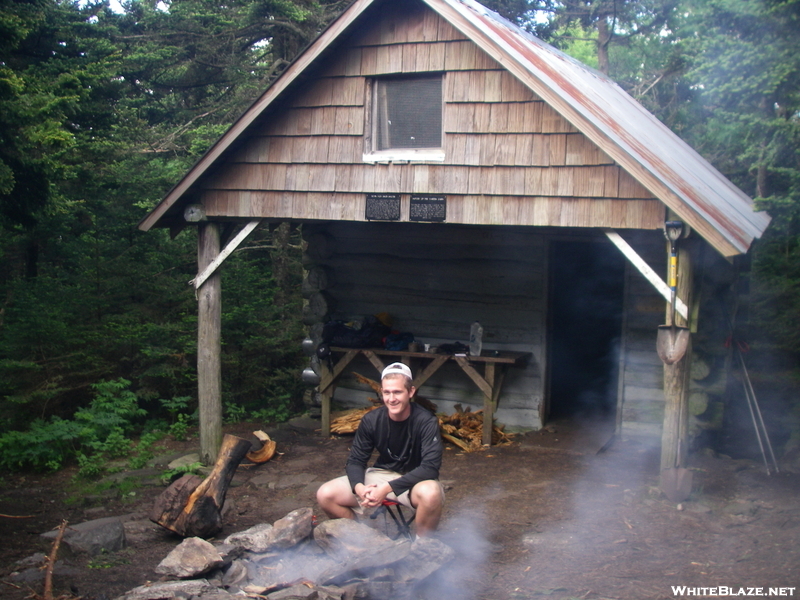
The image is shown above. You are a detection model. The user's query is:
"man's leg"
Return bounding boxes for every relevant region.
[316,476,359,520]
[409,480,444,536]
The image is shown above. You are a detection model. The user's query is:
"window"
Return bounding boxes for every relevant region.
[365,75,444,162]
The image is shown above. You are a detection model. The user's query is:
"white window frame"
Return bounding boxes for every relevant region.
[363,75,445,163]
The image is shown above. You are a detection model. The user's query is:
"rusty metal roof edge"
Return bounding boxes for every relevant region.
[434,0,770,251]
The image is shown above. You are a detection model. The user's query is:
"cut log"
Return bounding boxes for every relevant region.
[150,434,251,538]
[246,431,277,464]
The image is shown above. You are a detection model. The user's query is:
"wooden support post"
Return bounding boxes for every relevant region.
[320,388,332,438]
[198,222,223,465]
[483,363,495,446]
[454,356,495,445]
[319,350,359,437]
[661,240,694,472]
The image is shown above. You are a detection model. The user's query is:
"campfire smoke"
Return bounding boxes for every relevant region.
[116,506,473,600]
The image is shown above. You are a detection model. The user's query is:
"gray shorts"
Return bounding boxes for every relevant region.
[334,467,444,514]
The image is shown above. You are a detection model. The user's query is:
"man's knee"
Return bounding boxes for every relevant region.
[316,479,337,506]
[317,477,354,507]
[410,480,443,508]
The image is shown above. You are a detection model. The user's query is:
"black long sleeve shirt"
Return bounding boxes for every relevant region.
[345,403,442,497]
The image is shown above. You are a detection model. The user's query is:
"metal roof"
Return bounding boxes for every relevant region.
[429,0,770,255]
[140,0,770,256]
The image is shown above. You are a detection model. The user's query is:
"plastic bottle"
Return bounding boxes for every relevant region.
[469,321,483,357]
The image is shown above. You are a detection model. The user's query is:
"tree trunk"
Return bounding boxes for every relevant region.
[149,434,251,538]
[597,19,611,75]
[198,222,222,465]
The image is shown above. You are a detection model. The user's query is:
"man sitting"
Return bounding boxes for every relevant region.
[316,362,444,536]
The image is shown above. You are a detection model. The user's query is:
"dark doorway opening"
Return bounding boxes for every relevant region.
[547,239,626,423]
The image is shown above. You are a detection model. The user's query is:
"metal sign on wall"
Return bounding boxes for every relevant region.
[410,194,447,222]
[365,193,401,221]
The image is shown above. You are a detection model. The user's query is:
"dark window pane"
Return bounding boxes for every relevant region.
[376,76,442,150]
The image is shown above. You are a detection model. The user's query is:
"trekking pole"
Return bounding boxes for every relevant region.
[735,346,779,473]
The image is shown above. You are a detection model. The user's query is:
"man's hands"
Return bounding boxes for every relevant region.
[354,482,393,508]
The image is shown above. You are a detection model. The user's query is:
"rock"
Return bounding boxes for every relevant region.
[313,518,412,583]
[214,542,241,564]
[198,592,237,600]
[248,473,318,490]
[275,473,319,490]
[224,523,274,552]
[114,579,216,600]
[269,507,314,549]
[226,508,313,554]
[722,500,758,516]
[41,516,126,556]
[167,453,201,470]
[392,536,456,583]
[14,552,46,568]
[686,502,713,514]
[221,559,249,586]
[155,537,225,578]
[7,561,82,585]
[267,583,344,600]
[247,547,340,589]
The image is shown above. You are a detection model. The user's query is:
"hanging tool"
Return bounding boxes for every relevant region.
[657,221,690,365]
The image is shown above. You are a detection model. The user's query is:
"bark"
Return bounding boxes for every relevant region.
[150,434,251,538]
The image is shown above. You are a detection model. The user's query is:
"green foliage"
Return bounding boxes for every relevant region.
[252,393,296,424]
[0,417,82,471]
[76,451,106,479]
[75,379,147,437]
[0,0,319,435]
[127,430,165,470]
[223,401,249,424]
[551,23,600,69]
[168,413,192,442]
[160,461,203,485]
[87,548,132,569]
[0,378,151,473]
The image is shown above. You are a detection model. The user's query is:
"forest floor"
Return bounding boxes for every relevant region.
[1,414,799,600]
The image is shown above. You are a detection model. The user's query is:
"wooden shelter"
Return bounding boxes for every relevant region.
[139,0,770,466]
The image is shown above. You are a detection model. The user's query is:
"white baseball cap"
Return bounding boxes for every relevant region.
[381,362,413,380]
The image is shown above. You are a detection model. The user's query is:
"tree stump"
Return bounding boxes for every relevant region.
[150,434,251,538]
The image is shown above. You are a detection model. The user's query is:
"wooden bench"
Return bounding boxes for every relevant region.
[318,347,530,445]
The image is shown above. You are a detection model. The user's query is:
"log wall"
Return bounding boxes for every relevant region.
[198,0,663,231]
[304,221,547,430]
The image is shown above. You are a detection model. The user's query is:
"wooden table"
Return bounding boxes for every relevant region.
[318,347,530,445]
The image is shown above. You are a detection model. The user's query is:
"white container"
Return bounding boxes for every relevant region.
[469,321,483,357]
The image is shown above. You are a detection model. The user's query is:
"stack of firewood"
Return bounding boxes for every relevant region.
[438,404,514,451]
[329,406,378,434]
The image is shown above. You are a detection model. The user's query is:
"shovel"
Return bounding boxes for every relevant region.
[657,222,690,365]
[660,437,693,503]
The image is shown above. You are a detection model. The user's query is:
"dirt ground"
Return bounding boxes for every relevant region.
[1,415,799,600]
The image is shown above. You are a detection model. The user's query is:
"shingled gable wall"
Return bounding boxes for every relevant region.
[197,0,662,229]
